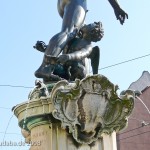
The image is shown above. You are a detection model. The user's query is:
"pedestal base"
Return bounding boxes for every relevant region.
[14,75,135,150]
[29,123,105,150]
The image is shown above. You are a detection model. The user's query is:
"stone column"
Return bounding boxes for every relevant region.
[30,123,104,150]
[102,132,117,150]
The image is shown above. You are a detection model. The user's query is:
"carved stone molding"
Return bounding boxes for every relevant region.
[14,97,52,131]
[51,75,135,144]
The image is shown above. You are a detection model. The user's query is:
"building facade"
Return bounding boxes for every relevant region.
[117,71,150,150]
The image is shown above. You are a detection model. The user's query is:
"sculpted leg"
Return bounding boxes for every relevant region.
[69,61,86,81]
[45,0,87,56]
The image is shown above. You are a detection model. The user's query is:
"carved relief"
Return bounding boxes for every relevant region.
[28,80,49,100]
[51,75,134,144]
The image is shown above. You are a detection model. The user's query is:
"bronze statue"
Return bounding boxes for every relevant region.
[34,22,104,81]
[34,0,128,81]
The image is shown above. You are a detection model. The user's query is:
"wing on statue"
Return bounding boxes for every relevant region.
[88,46,100,74]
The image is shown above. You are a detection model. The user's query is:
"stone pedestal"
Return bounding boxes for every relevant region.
[102,132,117,150]
[30,123,104,150]
[14,75,135,150]
[14,99,104,150]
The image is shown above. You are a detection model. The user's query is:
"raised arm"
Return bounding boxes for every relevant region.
[108,0,128,25]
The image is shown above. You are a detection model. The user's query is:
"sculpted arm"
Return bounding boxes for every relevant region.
[108,0,121,8]
[69,45,93,60]
[57,45,93,64]
[108,0,128,25]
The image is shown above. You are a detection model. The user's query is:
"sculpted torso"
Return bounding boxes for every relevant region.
[57,0,86,18]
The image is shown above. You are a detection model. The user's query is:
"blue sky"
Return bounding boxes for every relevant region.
[1,0,150,149]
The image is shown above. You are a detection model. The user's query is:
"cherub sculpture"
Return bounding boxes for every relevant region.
[34,22,104,81]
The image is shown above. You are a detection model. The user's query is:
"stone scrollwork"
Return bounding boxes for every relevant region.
[51,75,134,144]
[28,80,49,100]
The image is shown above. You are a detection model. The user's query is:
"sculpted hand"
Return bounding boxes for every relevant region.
[114,7,128,25]
[68,28,78,41]
[57,54,70,64]
[33,41,47,52]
